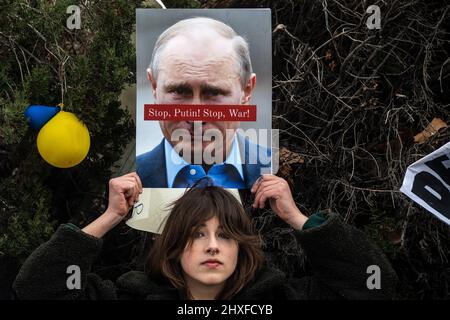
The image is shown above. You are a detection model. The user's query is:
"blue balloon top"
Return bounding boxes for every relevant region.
[24,105,61,130]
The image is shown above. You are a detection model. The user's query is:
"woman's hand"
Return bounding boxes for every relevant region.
[106,172,143,219]
[251,174,308,230]
[82,172,143,238]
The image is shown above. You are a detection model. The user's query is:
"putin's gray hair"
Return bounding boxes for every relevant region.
[149,17,253,88]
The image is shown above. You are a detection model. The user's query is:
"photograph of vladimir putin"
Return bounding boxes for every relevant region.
[137,16,271,189]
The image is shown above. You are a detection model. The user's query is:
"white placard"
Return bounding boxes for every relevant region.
[400,141,450,226]
[126,188,242,234]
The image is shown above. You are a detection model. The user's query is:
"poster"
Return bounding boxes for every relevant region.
[128,9,273,233]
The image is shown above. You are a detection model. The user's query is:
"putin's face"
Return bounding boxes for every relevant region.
[148,29,256,164]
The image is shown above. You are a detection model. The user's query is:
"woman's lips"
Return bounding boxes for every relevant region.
[205,262,220,268]
[202,260,222,268]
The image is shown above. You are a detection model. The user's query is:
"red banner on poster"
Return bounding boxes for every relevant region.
[144,104,257,121]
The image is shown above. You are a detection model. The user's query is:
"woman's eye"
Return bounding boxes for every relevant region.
[193,231,204,238]
[218,232,230,239]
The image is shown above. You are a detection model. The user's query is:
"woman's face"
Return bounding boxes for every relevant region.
[180,216,238,295]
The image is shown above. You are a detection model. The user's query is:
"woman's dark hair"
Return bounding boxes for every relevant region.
[145,185,264,300]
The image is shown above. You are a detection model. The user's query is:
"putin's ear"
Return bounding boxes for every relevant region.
[147,68,157,99]
[242,73,256,104]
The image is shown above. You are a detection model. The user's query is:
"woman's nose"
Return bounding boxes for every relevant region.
[206,236,220,254]
[207,247,219,256]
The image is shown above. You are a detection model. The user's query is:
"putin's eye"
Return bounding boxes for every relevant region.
[205,89,222,96]
[167,86,192,96]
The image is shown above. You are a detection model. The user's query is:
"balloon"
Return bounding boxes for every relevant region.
[24,105,61,130]
[37,111,90,168]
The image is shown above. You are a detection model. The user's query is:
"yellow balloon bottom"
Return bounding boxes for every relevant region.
[37,111,90,168]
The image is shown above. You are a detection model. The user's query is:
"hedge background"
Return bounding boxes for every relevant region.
[0,0,449,299]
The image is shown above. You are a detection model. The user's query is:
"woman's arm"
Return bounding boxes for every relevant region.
[293,212,397,299]
[82,172,143,238]
[13,172,142,300]
[251,175,308,230]
[251,175,397,299]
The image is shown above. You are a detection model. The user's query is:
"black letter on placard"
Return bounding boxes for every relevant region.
[411,171,450,218]
[425,155,450,186]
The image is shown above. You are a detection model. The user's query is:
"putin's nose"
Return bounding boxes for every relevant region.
[192,94,202,105]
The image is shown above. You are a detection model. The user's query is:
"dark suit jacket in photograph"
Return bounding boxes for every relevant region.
[136,135,271,188]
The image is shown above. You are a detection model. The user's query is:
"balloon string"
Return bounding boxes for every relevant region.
[60,73,63,106]
[155,0,167,9]
[60,56,69,111]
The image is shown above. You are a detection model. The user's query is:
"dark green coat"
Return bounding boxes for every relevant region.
[13,213,397,300]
